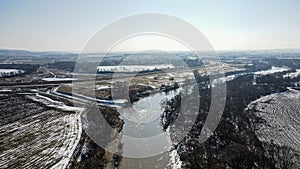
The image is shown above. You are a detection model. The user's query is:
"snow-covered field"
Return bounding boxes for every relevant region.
[253,66,289,75]
[42,77,77,82]
[0,69,24,77]
[212,66,289,85]
[247,88,300,152]
[0,93,83,169]
[283,69,300,79]
[97,64,174,73]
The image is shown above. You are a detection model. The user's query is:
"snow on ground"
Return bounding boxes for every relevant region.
[212,74,239,84]
[95,85,110,90]
[42,78,77,82]
[97,64,174,73]
[166,128,182,169]
[247,89,300,152]
[52,86,126,107]
[254,66,289,75]
[0,89,12,92]
[27,93,85,112]
[168,150,182,169]
[0,94,83,169]
[0,69,24,77]
[283,69,300,79]
[212,67,290,85]
[30,94,84,169]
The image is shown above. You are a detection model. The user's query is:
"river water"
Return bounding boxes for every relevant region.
[117,89,182,169]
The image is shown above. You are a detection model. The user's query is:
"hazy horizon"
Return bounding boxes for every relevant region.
[1,47,300,54]
[1,0,300,51]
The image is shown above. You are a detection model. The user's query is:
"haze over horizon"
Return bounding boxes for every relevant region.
[1,0,300,52]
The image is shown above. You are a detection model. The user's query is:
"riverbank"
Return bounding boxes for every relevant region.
[160,69,300,168]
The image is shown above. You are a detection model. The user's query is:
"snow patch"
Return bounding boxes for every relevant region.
[254,66,289,75]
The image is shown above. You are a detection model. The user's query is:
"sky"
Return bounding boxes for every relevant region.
[0,0,300,52]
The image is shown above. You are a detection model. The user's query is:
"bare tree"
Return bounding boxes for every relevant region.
[264,142,295,169]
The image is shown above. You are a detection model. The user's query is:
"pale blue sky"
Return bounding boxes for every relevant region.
[0,0,299,51]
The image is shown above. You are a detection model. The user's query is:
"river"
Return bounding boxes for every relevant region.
[117,89,182,169]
